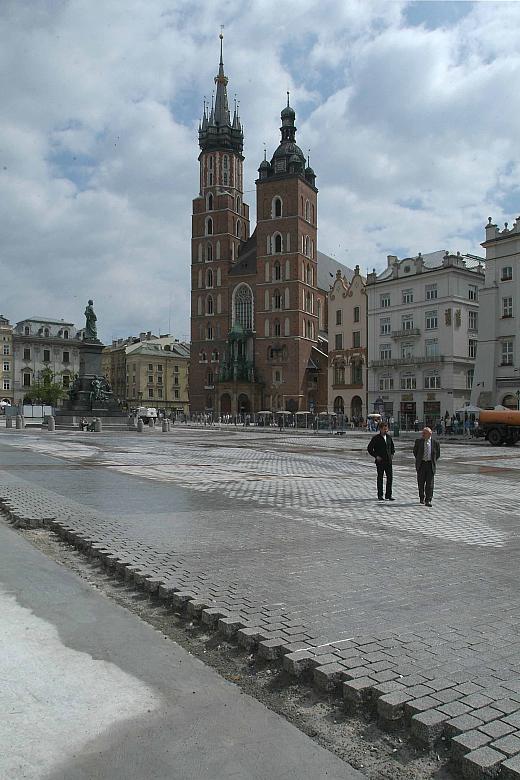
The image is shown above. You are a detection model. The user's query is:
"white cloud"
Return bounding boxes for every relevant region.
[1,0,519,340]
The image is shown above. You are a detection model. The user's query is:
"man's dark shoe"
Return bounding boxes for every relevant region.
[378,496,384,500]
[425,502,432,507]
[385,497,395,501]
[420,499,425,504]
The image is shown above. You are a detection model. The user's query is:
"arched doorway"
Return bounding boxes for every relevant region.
[502,394,518,410]
[333,396,344,414]
[220,393,231,416]
[351,395,362,419]
[238,393,250,416]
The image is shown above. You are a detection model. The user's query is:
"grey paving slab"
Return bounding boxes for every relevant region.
[2,427,520,773]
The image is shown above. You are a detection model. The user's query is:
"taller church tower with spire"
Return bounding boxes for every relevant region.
[190,39,326,417]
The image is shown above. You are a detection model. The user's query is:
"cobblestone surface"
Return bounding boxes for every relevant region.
[2,426,520,779]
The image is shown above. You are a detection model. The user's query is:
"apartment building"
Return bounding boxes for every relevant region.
[0,316,14,405]
[367,251,485,428]
[471,216,520,409]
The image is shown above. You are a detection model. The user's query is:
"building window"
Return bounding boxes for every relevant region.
[43,349,51,362]
[503,297,513,318]
[148,375,154,384]
[24,326,30,335]
[63,330,69,339]
[3,345,9,355]
[3,361,9,372]
[379,377,393,391]
[380,343,392,360]
[274,369,282,383]
[501,341,514,366]
[424,375,441,389]
[157,364,163,372]
[23,373,31,387]
[468,311,478,331]
[351,360,362,385]
[273,197,282,217]
[207,296,214,315]
[425,310,438,330]
[207,326,213,340]
[157,388,163,399]
[274,262,281,281]
[174,389,180,399]
[468,339,477,358]
[174,376,179,386]
[353,306,360,323]
[380,317,391,335]
[352,331,361,348]
[148,388,154,399]
[157,375,163,385]
[501,266,513,281]
[400,375,416,390]
[62,375,70,388]
[273,290,282,310]
[206,243,213,262]
[466,369,474,389]
[274,319,281,337]
[233,284,253,330]
[425,339,439,358]
[334,363,345,385]
[335,310,342,326]
[425,284,438,300]
[44,328,50,337]
[380,294,390,308]
[305,200,310,221]
[468,285,478,301]
[402,314,414,331]
[335,333,343,350]
[63,351,70,363]
[206,217,213,236]
[402,289,413,304]
[3,379,10,390]
[401,343,414,359]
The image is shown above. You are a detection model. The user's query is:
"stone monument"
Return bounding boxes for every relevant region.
[55,300,125,426]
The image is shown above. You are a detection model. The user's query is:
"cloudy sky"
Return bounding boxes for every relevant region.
[1,0,519,343]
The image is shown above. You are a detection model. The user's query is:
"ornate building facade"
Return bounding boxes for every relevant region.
[190,39,336,417]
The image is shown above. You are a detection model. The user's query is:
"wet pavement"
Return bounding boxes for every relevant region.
[2,426,520,778]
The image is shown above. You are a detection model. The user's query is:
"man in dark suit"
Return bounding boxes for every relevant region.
[367,421,395,501]
[413,427,440,507]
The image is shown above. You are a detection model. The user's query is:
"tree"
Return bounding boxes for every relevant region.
[25,367,66,406]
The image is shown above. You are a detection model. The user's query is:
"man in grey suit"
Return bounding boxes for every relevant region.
[413,427,440,507]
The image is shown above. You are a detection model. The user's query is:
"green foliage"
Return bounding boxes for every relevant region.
[25,367,66,406]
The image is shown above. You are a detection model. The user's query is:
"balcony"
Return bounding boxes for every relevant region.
[371,355,445,368]
[391,328,421,338]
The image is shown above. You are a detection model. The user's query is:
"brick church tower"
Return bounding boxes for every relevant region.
[190,35,250,414]
[190,40,323,417]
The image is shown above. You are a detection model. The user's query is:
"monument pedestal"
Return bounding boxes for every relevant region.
[55,338,126,426]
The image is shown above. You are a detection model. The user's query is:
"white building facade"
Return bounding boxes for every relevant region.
[12,317,82,404]
[471,216,520,410]
[367,251,485,429]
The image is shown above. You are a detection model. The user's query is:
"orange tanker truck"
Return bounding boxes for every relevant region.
[477,409,520,446]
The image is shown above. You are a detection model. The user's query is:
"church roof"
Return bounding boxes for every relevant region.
[317,251,355,292]
[229,230,257,276]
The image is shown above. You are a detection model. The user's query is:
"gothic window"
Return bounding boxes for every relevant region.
[233,284,254,330]
[306,320,312,339]
[206,243,213,262]
[63,330,69,339]
[304,236,310,257]
[300,195,304,215]
[285,259,290,279]
[274,233,282,253]
[206,217,213,235]
[207,295,214,315]
[306,264,312,285]
[284,287,289,308]
[236,196,241,213]
[209,155,214,170]
[211,350,220,362]
[273,289,282,310]
[264,289,270,310]
[274,261,281,281]
[272,196,282,218]
[305,200,310,221]
[236,220,241,238]
[206,269,213,287]
[265,261,270,282]
[216,268,221,286]
[197,297,202,315]
[311,204,315,224]
[207,193,213,211]
[207,369,214,386]
[197,269,203,288]
[207,325,213,340]
[198,243,203,262]
[306,292,312,313]
[264,319,270,337]
[284,318,290,336]
[217,294,221,314]
[199,351,207,363]
[274,319,281,337]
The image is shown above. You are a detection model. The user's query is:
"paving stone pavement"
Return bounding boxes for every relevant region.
[2,427,520,779]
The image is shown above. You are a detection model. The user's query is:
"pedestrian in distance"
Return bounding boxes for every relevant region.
[367,421,396,501]
[413,427,440,507]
